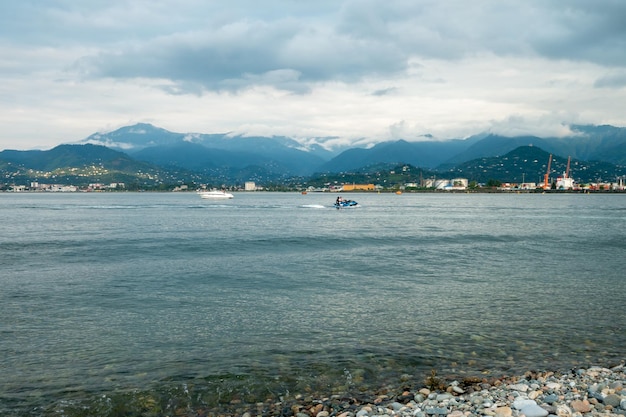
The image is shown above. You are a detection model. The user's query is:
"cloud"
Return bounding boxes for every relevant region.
[62,0,626,95]
[486,113,580,138]
[594,72,626,88]
[73,17,407,93]
[1,0,626,150]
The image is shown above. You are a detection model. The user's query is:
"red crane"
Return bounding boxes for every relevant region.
[544,154,552,189]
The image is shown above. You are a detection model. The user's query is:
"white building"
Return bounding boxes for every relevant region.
[424,178,469,190]
[244,181,256,191]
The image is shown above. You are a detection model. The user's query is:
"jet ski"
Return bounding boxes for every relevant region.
[334,199,359,209]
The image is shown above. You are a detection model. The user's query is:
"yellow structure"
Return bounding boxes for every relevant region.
[342,184,375,191]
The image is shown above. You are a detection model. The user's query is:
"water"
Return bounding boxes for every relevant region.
[1,192,624,416]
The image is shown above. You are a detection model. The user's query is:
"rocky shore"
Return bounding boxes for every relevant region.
[210,364,625,417]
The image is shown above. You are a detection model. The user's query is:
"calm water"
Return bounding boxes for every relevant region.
[1,192,624,416]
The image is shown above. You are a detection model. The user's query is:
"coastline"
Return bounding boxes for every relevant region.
[215,364,625,417]
[37,362,625,417]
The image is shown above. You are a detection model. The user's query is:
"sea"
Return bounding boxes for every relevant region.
[1,192,624,416]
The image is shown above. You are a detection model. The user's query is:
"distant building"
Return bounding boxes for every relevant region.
[244,181,256,191]
[422,178,468,190]
[451,178,469,188]
[341,184,375,191]
[518,182,537,190]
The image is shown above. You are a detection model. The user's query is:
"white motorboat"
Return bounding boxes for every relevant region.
[198,190,234,199]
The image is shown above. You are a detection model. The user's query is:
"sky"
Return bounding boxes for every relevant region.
[1,0,626,151]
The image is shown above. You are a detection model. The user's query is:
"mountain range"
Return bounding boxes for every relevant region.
[1,123,625,187]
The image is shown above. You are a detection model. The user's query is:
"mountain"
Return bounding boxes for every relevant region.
[442,134,553,166]
[3,123,625,188]
[82,123,185,149]
[82,123,330,176]
[442,125,626,167]
[0,144,202,187]
[82,123,340,158]
[319,138,476,172]
[568,124,626,165]
[2,142,624,189]
[442,145,625,184]
[1,144,144,172]
[77,123,626,176]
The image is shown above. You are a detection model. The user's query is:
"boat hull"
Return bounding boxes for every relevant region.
[334,201,359,209]
[198,191,234,199]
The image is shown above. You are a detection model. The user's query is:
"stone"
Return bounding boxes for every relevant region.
[605,394,622,407]
[426,407,449,415]
[545,382,562,391]
[556,404,572,417]
[437,393,455,402]
[544,394,559,404]
[510,384,529,392]
[356,409,369,417]
[452,386,465,394]
[589,391,604,402]
[520,403,549,417]
[389,402,404,411]
[513,399,537,410]
[494,406,512,417]
[570,399,592,413]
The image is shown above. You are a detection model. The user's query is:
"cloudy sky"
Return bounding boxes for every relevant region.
[1,0,626,151]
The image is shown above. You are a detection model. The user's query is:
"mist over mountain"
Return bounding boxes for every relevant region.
[444,125,626,167]
[77,123,626,173]
[319,138,479,171]
[2,123,625,187]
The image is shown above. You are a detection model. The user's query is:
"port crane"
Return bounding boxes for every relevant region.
[543,154,553,189]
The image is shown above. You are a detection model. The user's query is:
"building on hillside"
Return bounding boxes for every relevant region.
[244,181,256,191]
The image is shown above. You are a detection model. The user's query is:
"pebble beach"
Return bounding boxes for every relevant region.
[209,364,626,417]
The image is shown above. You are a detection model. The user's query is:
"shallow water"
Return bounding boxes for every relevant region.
[1,192,624,415]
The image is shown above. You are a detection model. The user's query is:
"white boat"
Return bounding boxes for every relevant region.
[197,190,234,199]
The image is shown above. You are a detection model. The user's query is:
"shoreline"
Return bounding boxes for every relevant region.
[33,362,625,417]
[222,364,626,417]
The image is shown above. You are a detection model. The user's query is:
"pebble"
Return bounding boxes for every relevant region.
[571,399,592,413]
[520,403,549,417]
[544,394,559,404]
[605,393,622,407]
[201,363,626,417]
[494,406,512,417]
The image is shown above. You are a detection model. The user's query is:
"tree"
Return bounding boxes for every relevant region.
[486,179,502,188]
